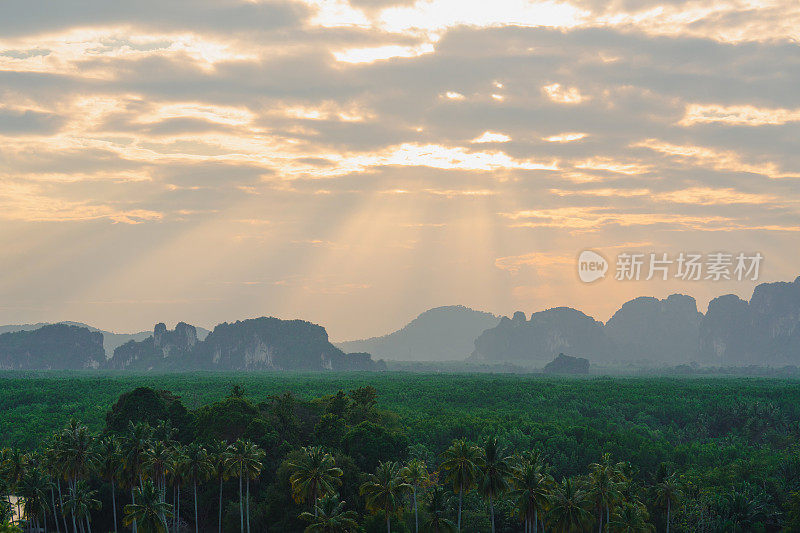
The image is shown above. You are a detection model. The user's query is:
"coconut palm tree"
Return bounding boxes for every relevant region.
[440,439,480,532]
[287,447,343,518]
[299,494,360,533]
[359,461,411,533]
[123,480,172,533]
[509,456,552,533]
[95,435,122,533]
[59,421,96,533]
[654,473,682,533]
[121,422,153,533]
[182,443,211,533]
[401,459,429,533]
[1,449,25,525]
[225,440,265,533]
[607,503,655,533]
[547,478,593,533]
[167,445,187,533]
[424,486,456,533]
[145,441,172,505]
[477,437,511,533]
[588,455,624,533]
[206,440,231,533]
[18,463,53,533]
[64,480,100,533]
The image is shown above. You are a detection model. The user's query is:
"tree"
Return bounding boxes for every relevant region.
[18,463,52,532]
[509,455,552,533]
[95,435,122,533]
[401,459,429,533]
[121,422,153,533]
[288,447,343,517]
[588,454,624,532]
[123,480,172,533]
[547,478,593,533]
[424,486,456,533]
[607,503,655,533]
[226,439,264,533]
[440,439,480,532]
[183,443,212,533]
[299,494,360,533]
[654,472,682,533]
[64,480,100,533]
[477,437,511,533]
[206,440,231,533]
[359,461,411,533]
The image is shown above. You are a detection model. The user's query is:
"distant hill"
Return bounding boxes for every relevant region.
[105,317,385,371]
[0,324,104,370]
[0,321,210,358]
[699,276,800,365]
[543,353,590,374]
[470,308,614,364]
[605,294,702,362]
[469,274,800,367]
[336,305,500,361]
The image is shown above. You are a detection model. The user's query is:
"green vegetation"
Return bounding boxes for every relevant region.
[1,372,799,531]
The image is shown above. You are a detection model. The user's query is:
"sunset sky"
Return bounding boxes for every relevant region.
[1,0,799,340]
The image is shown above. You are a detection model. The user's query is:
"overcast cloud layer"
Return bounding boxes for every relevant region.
[1,0,799,340]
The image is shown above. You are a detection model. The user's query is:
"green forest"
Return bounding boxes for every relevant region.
[1,372,800,532]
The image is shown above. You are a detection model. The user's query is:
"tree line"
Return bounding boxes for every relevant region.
[1,383,799,532]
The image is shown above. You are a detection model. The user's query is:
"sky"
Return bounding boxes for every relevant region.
[1,0,799,341]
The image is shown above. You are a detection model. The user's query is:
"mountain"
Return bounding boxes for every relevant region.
[699,276,800,365]
[104,317,385,371]
[0,321,209,358]
[105,322,199,370]
[605,294,702,363]
[470,307,615,364]
[0,324,104,370]
[336,305,500,361]
[543,353,590,374]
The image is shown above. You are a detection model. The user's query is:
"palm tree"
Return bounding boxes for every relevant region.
[59,421,96,533]
[225,440,264,533]
[440,439,480,532]
[607,503,655,533]
[299,494,360,533]
[206,440,231,533]
[167,445,187,533]
[122,422,153,533]
[287,447,343,518]
[588,454,624,532]
[18,463,53,533]
[477,437,510,533]
[654,473,682,533]
[2,449,25,525]
[424,486,456,533]
[547,478,593,533]
[145,441,172,506]
[95,435,122,533]
[509,456,552,533]
[359,461,411,533]
[124,480,172,533]
[401,459,429,533]
[183,443,211,533]
[64,480,100,533]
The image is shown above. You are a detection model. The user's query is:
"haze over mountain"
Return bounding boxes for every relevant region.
[472,275,800,366]
[0,324,105,370]
[106,317,384,371]
[0,322,210,358]
[336,305,500,361]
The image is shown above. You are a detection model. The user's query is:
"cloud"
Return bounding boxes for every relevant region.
[542,83,588,104]
[471,131,511,143]
[680,103,800,126]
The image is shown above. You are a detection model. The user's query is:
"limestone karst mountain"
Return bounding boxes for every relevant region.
[0,324,104,370]
[104,317,385,371]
